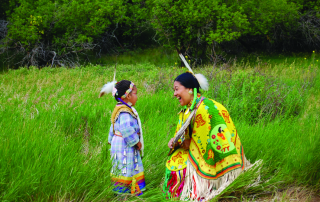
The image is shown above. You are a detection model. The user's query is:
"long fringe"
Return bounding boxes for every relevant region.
[131,107,144,157]
[180,155,254,201]
[163,169,187,198]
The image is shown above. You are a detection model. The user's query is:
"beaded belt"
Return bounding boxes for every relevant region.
[114,131,140,137]
[114,131,122,137]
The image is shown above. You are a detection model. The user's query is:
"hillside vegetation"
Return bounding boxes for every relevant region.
[0,55,319,201]
[1,0,320,67]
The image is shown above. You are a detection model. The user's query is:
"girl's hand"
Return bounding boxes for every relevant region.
[168,138,175,148]
[136,141,142,150]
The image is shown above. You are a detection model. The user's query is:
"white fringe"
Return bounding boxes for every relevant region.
[180,155,255,201]
[194,74,209,91]
[132,107,144,157]
[99,81,117,98]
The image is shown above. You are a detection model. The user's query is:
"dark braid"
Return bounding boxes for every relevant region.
[114,80,132,101]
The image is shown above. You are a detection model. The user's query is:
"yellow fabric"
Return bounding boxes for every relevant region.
[110,171,145,184]
[111,104,137,133]
[166,109,192,171]
[131,177,141,194]
[166,98,245,180]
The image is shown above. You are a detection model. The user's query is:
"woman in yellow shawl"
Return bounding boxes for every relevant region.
[163,72,250,201]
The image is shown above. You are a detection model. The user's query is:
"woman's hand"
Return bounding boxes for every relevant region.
[181,139,191,150]
[135,141,142,150]
[168,138,175,148]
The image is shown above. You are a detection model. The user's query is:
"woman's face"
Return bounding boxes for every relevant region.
[174,81,193,106]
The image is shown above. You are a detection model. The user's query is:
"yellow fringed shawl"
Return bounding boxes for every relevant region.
[166,97,245,180]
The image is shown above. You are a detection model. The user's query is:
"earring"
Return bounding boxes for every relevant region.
[189,90,193,94]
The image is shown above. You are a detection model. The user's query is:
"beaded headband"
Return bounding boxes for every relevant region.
[122,82,135,99]
[112,82,135,99]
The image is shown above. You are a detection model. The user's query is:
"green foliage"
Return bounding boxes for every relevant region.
[289,0,320,12]
[151,0,298,50]
[4,0,125,49]
[1,0,320,66]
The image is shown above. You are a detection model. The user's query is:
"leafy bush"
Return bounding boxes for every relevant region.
[151,0,298,63]
[1,0,126,67]
[1,0,320,67]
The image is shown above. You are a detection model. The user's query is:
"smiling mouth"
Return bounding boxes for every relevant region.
[177,96,181,101]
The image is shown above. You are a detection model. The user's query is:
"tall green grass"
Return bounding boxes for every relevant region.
[0,59,319,201]
[92,48,180,68]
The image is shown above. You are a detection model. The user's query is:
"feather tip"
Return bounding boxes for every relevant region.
[195,74,209,91]
[99,81,117,98]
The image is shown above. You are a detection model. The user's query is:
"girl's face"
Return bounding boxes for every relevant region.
[173,81,193,106]
[127,86,138,106]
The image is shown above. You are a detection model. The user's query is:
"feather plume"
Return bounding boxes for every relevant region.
[179,53,194,74]
[99,81,117,98]
[195,74,209,91]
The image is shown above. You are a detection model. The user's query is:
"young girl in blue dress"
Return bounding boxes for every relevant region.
[99,80,146,195]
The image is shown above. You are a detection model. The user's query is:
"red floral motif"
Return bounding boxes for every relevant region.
[217,145,221,150]
[172,152,182,162]
[222,146,230,152]
[178,159,184,164]
[207,149,214,160]
[202,150,205,153]
[222,110,231,123]
[195,114,206,128]
[209,115,212,119]
[212,135,216,139]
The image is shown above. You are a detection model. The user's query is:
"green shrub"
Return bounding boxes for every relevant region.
[151,0,298,61]
[1,0,127,66]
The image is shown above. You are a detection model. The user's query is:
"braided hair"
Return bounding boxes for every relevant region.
[114,80,133,101]
[175,72,200,93]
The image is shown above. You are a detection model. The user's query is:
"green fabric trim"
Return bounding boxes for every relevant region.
[162,168,172,198]
[202,98,237,164]
[189,151,241,178]
[203,98,225,126]
[203,142,238,165]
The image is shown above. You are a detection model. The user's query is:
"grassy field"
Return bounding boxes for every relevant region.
[0,54,319,201]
